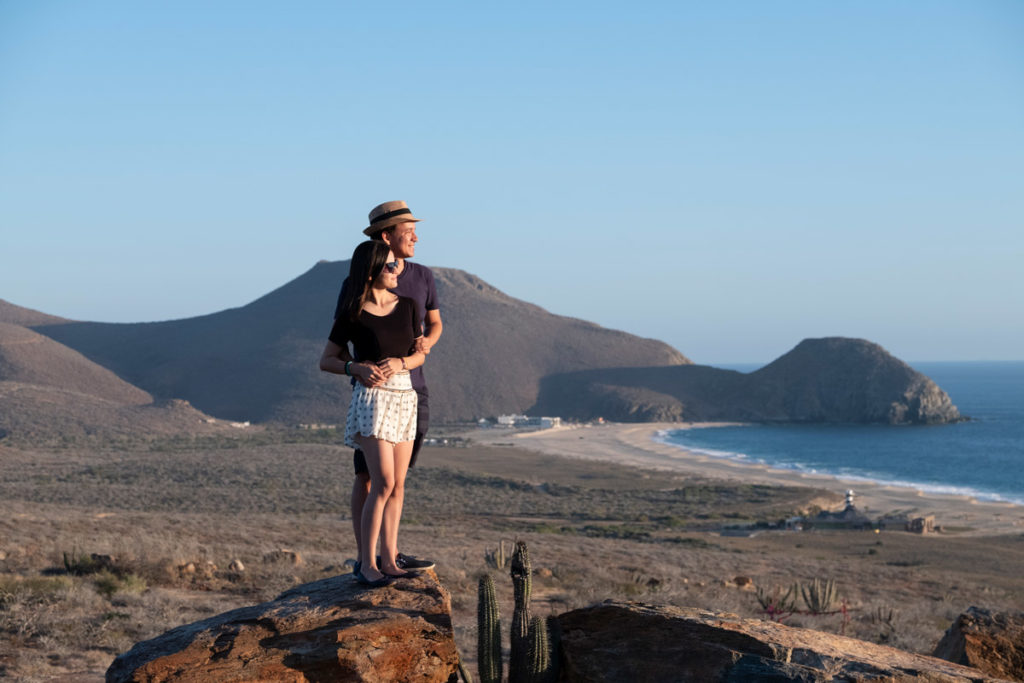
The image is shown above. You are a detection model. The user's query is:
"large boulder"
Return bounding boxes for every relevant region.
[934,607,1024,682]
[107,570,459,682]
[556,601,1008,682]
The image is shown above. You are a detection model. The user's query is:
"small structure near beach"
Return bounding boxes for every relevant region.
[807,489,874,530]
[908,515,936,534]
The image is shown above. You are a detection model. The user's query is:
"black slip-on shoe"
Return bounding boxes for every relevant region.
[397,553,435,570]
[355,571,393,588]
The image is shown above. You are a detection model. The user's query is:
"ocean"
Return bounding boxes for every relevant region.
[657,361,1024,505]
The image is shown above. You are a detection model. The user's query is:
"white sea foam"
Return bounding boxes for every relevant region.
[655,429,1024,507]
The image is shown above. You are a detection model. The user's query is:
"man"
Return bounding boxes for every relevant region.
[333,200,442,572]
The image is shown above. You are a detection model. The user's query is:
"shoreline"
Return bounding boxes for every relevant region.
[471,422,1024,536]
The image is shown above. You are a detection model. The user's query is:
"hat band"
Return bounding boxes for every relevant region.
[369,208,412,225]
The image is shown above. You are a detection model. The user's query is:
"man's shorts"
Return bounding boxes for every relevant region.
[354,388,429,476]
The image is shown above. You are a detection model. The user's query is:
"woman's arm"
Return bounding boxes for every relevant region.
[320,340,387,384]
[319,340,349,375]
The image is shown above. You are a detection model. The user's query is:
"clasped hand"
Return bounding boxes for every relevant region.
[351,358,402,388]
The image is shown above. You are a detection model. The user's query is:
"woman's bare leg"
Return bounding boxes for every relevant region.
[380,439,414,575]
[357,436,395,582]
[351,472,370,565]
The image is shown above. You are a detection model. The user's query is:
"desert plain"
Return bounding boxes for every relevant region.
[1,423,1023,681]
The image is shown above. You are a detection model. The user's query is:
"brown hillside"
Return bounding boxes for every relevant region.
[532,338,961,425]
[0,298,68,326]
[0,322,151,405]
[0,381,237,445]
[31,261,691,423]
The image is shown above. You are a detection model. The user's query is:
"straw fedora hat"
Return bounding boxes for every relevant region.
[363,200,421,236]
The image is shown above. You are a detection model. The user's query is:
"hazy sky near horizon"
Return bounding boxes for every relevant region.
[2,2,1022,364]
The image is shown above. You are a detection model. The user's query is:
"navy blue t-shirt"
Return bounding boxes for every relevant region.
[333,261,439,391]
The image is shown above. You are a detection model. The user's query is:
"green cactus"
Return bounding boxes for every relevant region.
[474,541,558,683]
[801,578,839,614]
[509,541,533,683]
[477,574,502,683]
[485,540,511,570]
[528,615,559,683]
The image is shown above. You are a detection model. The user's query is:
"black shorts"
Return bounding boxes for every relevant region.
[353,388,429,476]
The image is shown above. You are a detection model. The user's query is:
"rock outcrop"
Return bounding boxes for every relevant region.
[556,601,1007,682]
[107,570,459,682]
[745,337,961,424]
[533,337,961,424]
[934,607,1024,682]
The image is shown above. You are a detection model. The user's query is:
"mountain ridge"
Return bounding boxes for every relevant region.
[6,263,961,428]
[29,261,691,424]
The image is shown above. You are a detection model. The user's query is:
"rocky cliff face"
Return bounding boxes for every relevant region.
[533,337,962,425]
[106,570,459,682]
[557,601,1007,682]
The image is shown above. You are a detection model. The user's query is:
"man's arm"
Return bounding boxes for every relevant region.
[416,309,443,354]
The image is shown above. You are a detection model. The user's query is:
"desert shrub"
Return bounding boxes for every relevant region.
[93,571,147,598]
[0,575,74,604]
[62,549,101,576]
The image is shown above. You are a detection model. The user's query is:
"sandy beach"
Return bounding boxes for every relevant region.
[472,422,1024,536]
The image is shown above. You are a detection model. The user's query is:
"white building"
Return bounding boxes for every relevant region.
[496,415,561,429]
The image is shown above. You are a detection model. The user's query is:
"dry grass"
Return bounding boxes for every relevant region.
[1,432,1022,681]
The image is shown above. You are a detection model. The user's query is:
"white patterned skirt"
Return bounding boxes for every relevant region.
[344,371,418,448]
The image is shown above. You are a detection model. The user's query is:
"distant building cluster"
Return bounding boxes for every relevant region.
[492,414,562,429]
[783,489,940,534]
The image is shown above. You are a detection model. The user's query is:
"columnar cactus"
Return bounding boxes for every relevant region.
[473,541,558,683]
[509,541,533,683]
[477,575,502,683]
[485,540,511,570]
[528,615,552,683]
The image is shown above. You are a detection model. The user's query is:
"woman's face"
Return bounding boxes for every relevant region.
[373,250,398,288]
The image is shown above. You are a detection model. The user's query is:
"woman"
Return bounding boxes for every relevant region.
[320,240,425,587]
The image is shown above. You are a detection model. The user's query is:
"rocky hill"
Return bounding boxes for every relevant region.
[531,338,961,424]
[0,322,239,444]
[0,298,67,326]
[30,261,690,424]
[0,322,151,405]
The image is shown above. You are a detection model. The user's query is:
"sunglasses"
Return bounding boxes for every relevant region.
[382,261,399,274]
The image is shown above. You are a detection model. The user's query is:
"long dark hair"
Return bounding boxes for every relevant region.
[339,240,391,322]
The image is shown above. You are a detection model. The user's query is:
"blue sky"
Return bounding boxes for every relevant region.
[1,1,1021,363]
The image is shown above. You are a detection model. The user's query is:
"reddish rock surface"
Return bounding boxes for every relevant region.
[106,570,459,682]
[934,607,1024,682]
[556,601,1009,682]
